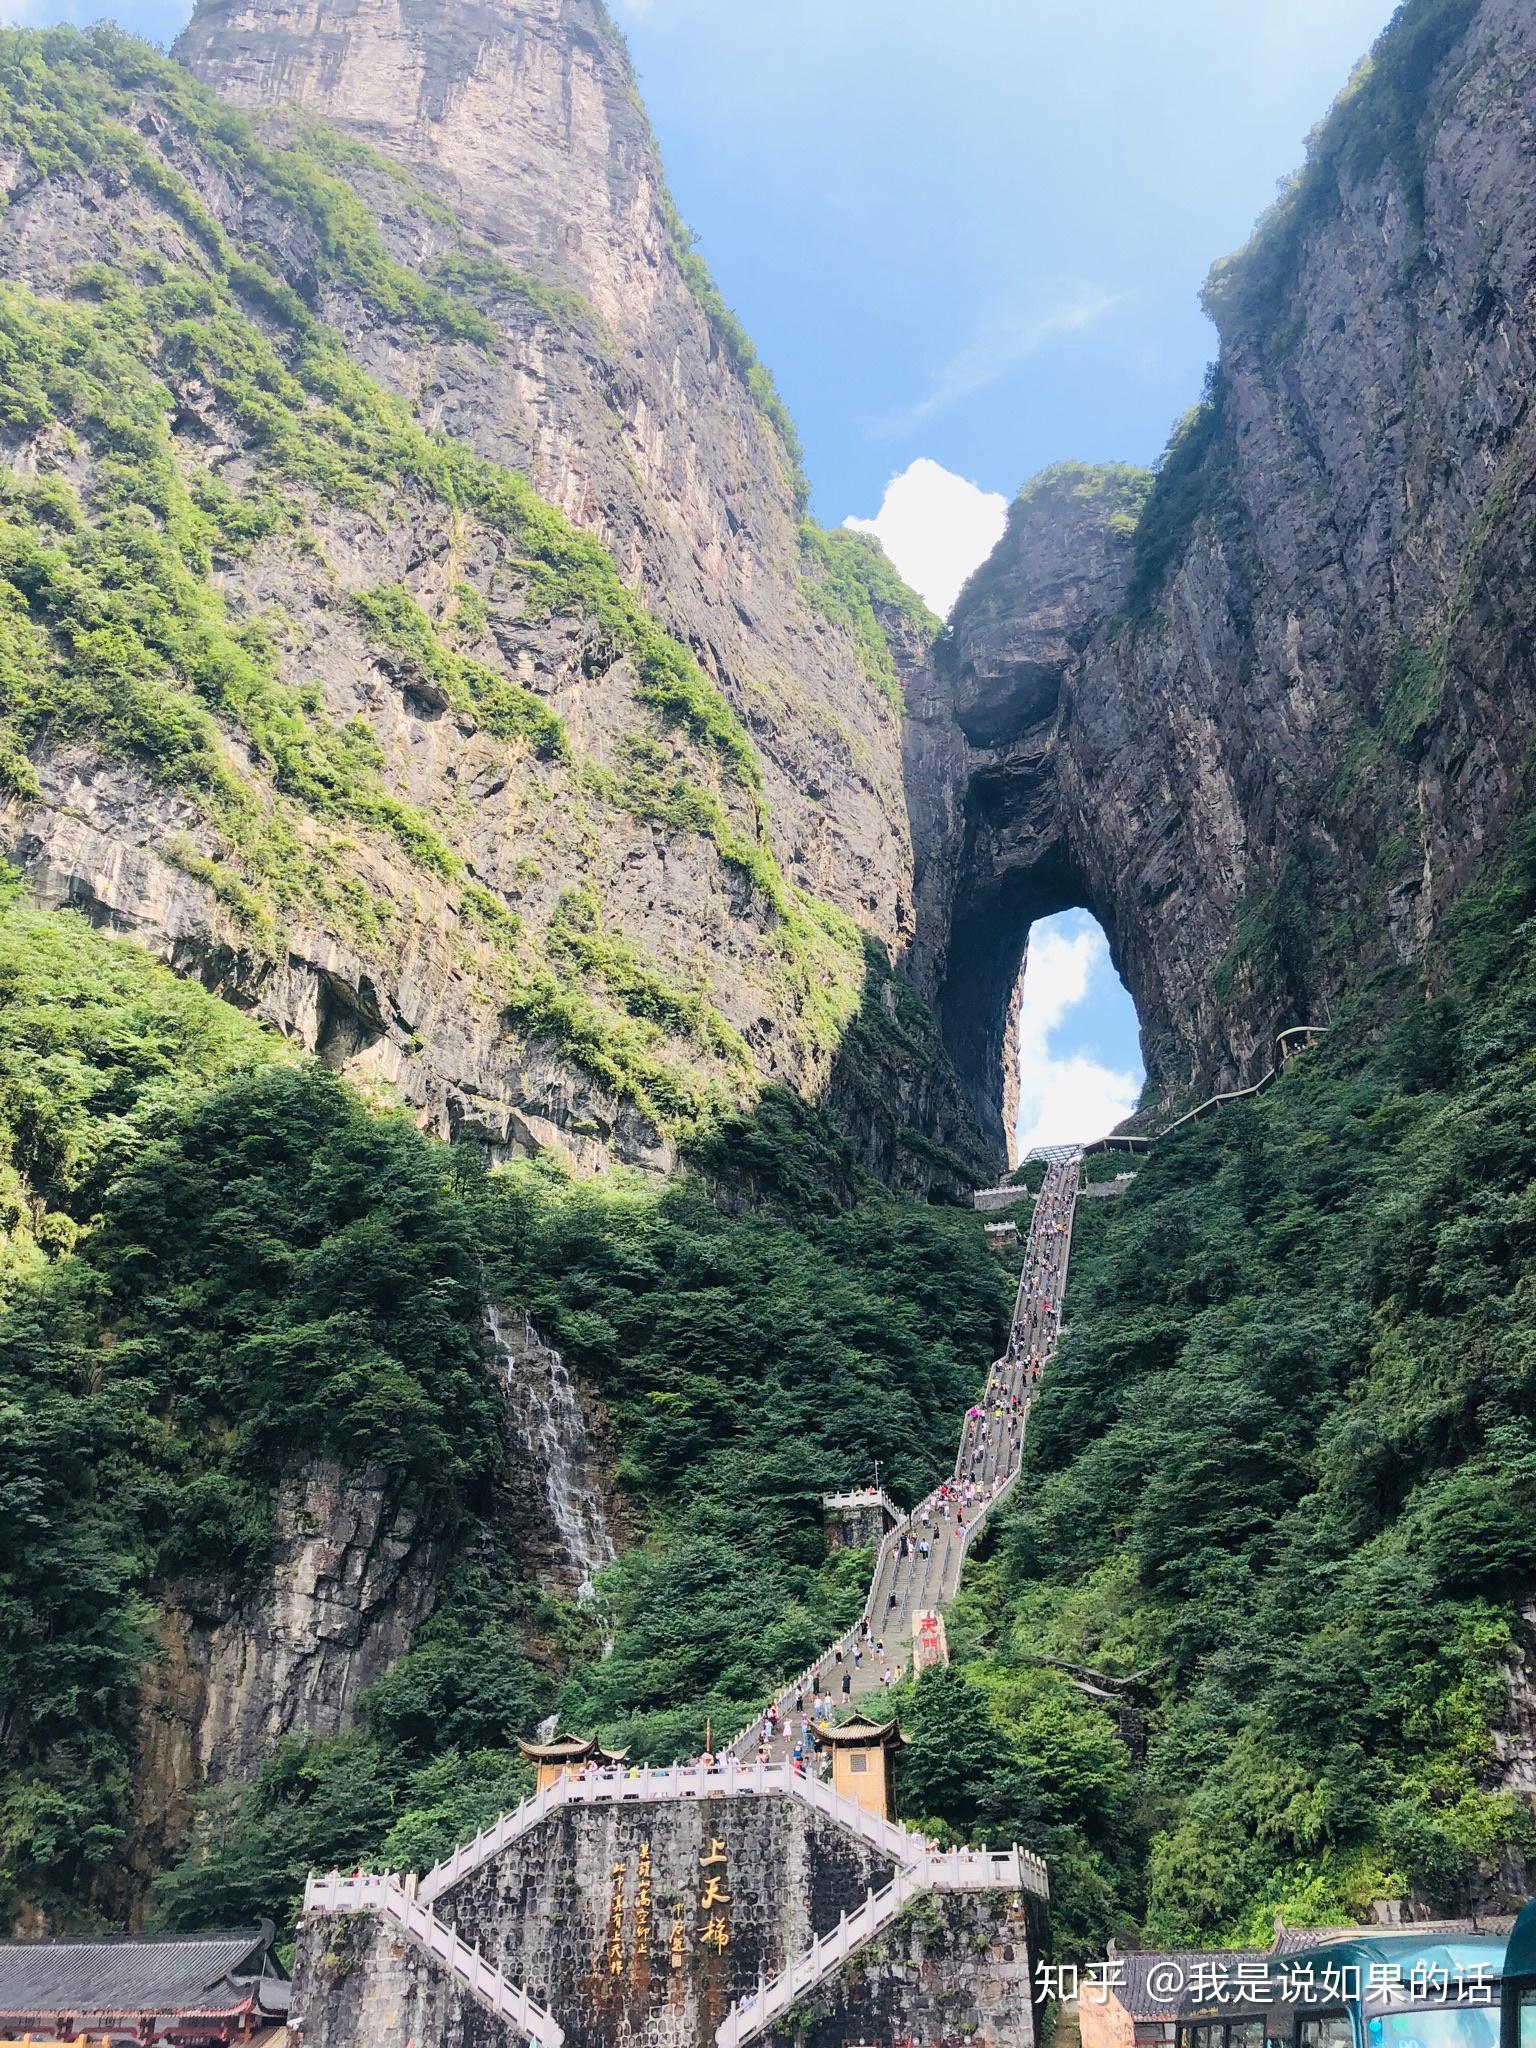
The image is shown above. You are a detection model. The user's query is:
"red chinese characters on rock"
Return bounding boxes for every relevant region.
[913,1608,949,1673]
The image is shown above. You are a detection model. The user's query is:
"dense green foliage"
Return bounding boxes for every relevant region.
[951,819,1536,1951]
[0,877,284,1289]
[0,898,1008,1926]
[1123,366,1239,627]
[888,1658,1141,1957]
[479,1161,1011,1754]
[798,522,939,709]
[1009,1158,1049,1192]
[0,1041,511,1921]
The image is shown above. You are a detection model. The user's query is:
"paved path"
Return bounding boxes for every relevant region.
[730,1156,1081,1762]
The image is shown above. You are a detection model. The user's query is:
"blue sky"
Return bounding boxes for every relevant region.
[605,0,1395,1148]
[613,0,1398,602]
[9,0,1398,1145]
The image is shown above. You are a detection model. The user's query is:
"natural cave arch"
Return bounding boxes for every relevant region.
[940,851,1145,1166]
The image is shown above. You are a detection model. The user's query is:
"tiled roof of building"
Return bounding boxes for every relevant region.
[0,1927,288,2021]
[1271,1918,1513,1952]
[1110,1951,1266,2019]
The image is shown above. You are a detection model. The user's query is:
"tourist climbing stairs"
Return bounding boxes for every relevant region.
[727,1156,1081,1762]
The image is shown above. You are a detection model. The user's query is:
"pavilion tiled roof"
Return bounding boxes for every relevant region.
[0,1927,288,2022]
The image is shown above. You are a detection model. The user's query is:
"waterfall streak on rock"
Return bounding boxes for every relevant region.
[486,1305,614,1599]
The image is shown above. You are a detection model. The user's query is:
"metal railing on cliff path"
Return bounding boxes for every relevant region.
[969,1028,1333,1202]
[1080,1023,1329,1158]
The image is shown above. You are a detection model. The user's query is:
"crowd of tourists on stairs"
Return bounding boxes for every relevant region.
[722,1156,1081,1766]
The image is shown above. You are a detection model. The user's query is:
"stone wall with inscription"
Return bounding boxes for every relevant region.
[437,1793,894,2048]
[288,1793,1041,2048]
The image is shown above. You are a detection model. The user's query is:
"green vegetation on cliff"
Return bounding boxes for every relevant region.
[0,893,1008,1928]
[1204,0,1481,341]
[1123,367,1239,626]
[483,1162,1008,1758]
[929,815,1536,1951]
[0,22,917,1152]
[798,522,939,709]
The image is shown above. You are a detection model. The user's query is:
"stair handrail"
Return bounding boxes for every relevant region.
[301,1872,564,2046]
[417,1755,946,1906]
[1074,1023,1329,1163]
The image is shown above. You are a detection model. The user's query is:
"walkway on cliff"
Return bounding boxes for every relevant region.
[728,1154,1081,1763]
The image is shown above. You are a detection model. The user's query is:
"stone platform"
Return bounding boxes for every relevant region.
[289,1775,1043,2048]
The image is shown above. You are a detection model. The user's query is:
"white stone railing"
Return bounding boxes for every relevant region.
[711,1844,1045,2048]
[302,1872,564,2047]
[415,1757,1020,1907]
[715,1871,924,2048]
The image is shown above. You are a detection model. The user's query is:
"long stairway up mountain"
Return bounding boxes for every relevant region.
[730,1156,1081,1762]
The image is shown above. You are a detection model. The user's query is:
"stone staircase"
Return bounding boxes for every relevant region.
[711,1838,1040,2048]
[727,1156,1080,1761]
[714,1870,925,2048]
[302,1872,564,2047]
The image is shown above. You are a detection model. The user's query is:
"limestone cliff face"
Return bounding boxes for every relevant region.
[171,0,916,947]
[0,0,984,1193]
[913,0,1536,1155]
[128,1461,439,1917]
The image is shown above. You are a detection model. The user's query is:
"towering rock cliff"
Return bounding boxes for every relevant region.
[15,0,1530,1181]
[0,0,983,1193]
[912,0,1536,1155]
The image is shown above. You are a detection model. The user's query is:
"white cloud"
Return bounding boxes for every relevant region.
[1014,920,1141,1153]
[869,282,1126,441]
[844,457,1007,619]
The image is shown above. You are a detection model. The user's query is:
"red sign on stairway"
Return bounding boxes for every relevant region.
[913,1609,949,1673]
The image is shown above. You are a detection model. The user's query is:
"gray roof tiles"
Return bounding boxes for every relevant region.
[0,1929,286,2020]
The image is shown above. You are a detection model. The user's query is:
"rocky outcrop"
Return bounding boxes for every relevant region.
[169,0,920,953]
[129,1461,439,1914]
[290,1912,516,2048]
[905,465,1152,1146]
[913,0,1536,1155]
